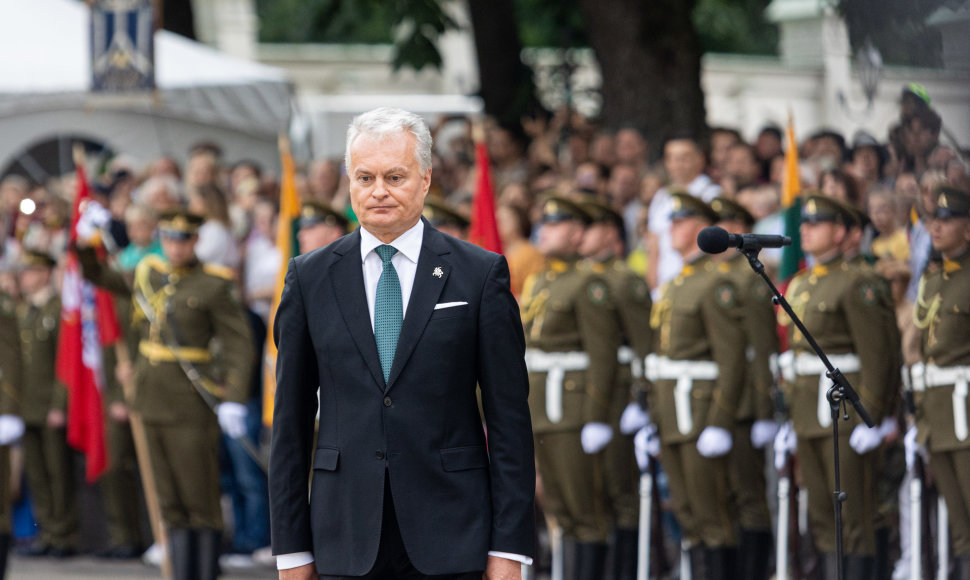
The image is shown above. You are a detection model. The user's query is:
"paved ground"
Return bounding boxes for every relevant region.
[8,554,277,579]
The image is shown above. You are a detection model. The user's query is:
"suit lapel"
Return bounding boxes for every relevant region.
[386,223,450,391]
[330,231,386,391]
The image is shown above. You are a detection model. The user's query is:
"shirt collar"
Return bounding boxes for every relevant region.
[359,219,424,264]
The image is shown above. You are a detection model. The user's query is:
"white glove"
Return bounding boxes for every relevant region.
[76,201,112,243]
[696,426,732,458]
[751,419,779,449]
[634,423,661,469]
[904,426,919,471]
[879,416,898,439]
[217,402,248,439]
[0,415,25,445]
[774,421,797,470]
[849,424,883,454]
[580,422,613,454]
[619,402,649,435]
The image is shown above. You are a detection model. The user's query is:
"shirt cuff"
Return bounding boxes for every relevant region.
[488,551,534,566]
[276,551,315,570]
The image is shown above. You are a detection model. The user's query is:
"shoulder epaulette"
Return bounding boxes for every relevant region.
[203,263,235,281]
[138,254,170,275]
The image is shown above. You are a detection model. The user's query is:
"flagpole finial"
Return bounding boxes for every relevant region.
[471,119,485,145]
[278,134,292,158]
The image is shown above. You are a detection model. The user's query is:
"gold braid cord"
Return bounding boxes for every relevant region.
[912,275,940,331]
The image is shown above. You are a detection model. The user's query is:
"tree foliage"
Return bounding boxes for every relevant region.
[840,0,946,67]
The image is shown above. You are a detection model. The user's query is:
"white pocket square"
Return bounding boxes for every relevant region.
[434,301,468,310]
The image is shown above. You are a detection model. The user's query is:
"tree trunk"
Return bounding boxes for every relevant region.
[578,0,707,155]
[466,0,540,125]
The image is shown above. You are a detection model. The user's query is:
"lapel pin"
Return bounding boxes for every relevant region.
[432,266,444,278]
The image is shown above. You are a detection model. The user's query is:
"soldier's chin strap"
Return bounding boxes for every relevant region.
[737,245,873,580]
[132,276,267,473]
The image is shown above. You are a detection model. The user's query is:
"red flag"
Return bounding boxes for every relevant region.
[57,152,120,482]
[468,142,503,254]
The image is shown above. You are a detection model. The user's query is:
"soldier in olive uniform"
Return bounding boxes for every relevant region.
[423,198,470,241]
[578,198,653,580]
[778,194,900,579]
[16,250,79,558]
[130,211,254,580]
[520,196,624,578]
[0,280,24,576]
[297,201,349,254]
[911,186,970,578]
[709,196,779,579]
[646,193,746,579]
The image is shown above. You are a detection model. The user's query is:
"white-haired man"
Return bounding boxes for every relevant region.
[270,108,536,580]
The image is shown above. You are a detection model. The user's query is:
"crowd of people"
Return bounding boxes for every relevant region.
[0,81,966,580]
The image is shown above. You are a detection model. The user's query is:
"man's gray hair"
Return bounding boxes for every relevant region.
[345,107,433,174]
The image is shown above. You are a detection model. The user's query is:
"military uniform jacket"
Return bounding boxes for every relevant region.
[722,253,779,422]
[17,289,65,426]
[914,250,970,451]
[782,257,898,439]
[521,258,623,433]
[0,291,21,416]
[649,255,746,444]
[132,255,253,424]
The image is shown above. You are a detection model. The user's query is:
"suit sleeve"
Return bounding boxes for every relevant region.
[269,259,320,556]
[476,255,536,558]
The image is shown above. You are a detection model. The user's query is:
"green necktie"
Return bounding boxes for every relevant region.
[374,245,402,383]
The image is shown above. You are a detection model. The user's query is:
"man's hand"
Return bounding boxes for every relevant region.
[279,563,315,580]
[47,409,66,429]
[109,402,129,423]
[483,555,521,580]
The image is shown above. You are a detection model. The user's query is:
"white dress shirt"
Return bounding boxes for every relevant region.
[277,219,531,570]
[647,174,721,299]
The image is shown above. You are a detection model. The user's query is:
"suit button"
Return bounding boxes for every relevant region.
[383,397,392,407]
[376,451,385,460]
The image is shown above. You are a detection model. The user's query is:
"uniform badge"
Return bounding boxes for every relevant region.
[432,266,444,278]
[860,283,878,306]
[715,283,736,308]
[588,281,609,305]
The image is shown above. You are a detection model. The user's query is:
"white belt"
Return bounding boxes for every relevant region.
[617,346,643,379]
[525,349,590,424]
[778,351,860,429]
[644,354,719,435]
[911,362,970,442]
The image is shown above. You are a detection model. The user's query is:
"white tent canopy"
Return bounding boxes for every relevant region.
[0,0,292,179]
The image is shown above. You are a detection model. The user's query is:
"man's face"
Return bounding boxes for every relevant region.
[161,235,197,268]
[929,217,970,258]
[615,129,646,164]
[18,267,50,295]
[348,132,430,242]
[670,216,705,256]
[608,166,639,206]
[725,146,760,185]
[579,222,610,257]
[537,220,583,258]
[664,140,704,186]
[799,221,844,257]
[298,223,344,253]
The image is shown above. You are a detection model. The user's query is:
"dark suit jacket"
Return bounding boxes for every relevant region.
[270,220,535,576]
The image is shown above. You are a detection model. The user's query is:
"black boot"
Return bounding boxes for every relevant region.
[0,533,10,580]
[954,555,970,580]
[843,555,873,580]
[707,547,739,580]
[738,529,772,580]
[611,528,638,580]
[573,542,608,580]
[689,546,708,580]
[168,529,196,580]
[873,527,890,580]
[196,528,222,580]
[820,551,841,580]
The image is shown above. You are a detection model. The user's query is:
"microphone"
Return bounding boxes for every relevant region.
[697,226,791,254]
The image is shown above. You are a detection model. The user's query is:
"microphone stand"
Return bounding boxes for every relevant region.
[737,246,874,580]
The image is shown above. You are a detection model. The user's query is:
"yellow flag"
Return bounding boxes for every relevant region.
[782,114,800,208]
[263,136,301,427]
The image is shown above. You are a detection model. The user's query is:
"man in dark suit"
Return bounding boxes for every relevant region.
[270,107,536,580]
